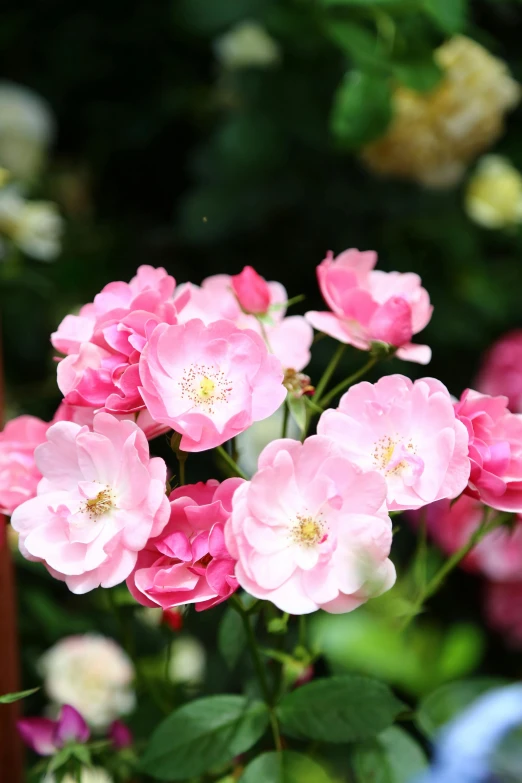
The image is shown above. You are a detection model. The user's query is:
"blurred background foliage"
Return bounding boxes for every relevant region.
[3,0,522,775]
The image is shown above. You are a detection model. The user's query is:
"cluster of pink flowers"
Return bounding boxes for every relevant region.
[2,248,522,621]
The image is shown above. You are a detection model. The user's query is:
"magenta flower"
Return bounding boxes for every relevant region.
[456,389,522,512]
[139,319,287,452]
[231,265,271,314]
[18,704,89,756]
[11,413,170,593]
[476,330,522,413]
[109,720,133,749]
[127,478,242,611]
[318,375,470,511]
[53,265,189,414]
[225,436,395,615]
[0,415,49,516]
[305,248,433,364]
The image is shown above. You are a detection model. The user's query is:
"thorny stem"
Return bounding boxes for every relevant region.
[217,445,248,480]
[318,356,378,408]
[230,594,283,752]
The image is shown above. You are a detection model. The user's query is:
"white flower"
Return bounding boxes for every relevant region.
[43,768,113,783]
[465,155,522,228]
[168,636,206,685]
[0,187,63,261]
[39,634,136,729]
[0,81,54,180]
[214,21,280,70]
[237,405,298,476]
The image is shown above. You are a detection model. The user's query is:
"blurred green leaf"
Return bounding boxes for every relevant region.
[331,71,392,147]
[392,55,442,92]
[218,607,246,670]
[174,0,269,35]
[422,0,467,33]
[277,675,405,742]
[327,22,390,69]
[0,687,39,704]
[353,726,428,783]
[141,695,269,779]
[239,751,334,782]
[287,395,306,433]
[416,677,509,738]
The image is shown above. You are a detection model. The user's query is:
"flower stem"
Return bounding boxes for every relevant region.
[230,594,283,752]
[318,356,377,408]
[313,343,346,401]
[281,401,290,439]
[217,446,248,480]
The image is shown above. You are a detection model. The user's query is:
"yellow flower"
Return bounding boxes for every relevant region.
[466,155,522,229]
[362,36,520,188]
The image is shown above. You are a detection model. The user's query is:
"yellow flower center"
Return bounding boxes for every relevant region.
[179,363,232,414]
[291,514,325,547]
[199,376,215,398]
[82,486,116,520]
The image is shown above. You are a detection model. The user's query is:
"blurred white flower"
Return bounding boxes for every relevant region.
[0,187,63,261]
[43,768,113,783]
[0,81,54,180]
[237,405,298,476]
[168,636,206,685]
[39,634,136,729]
[465,155,522,228]
[214,21,280,70]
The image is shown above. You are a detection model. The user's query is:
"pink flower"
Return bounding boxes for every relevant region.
[18,704,89,756]
[485,581,522,649]
[455,389,522,512]
[177,274,313,373]
[477,331,522,413]
[318,375,470,511]
[0,415,49,516]
[231,265,271,314]
[11,413,170,593]
[109,720,133,749]
[53,265,189,414]
[417,494,522,580]
[127,478,242,611]
[53,401,169,441]
[139,319,287,452]
[225,436,395,615]
[305,249,433,364]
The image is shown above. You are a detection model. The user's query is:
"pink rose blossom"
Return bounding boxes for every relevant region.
[53,265,189,414]
[305,249,433,364]
[53,401,169,441]
[18,705,89,756]
[11,413,170,593]
[225,436,395,615]
[485,581,522,649]
[139,319,287,452]
[127,478,242,612]
[477,331,522,413]
[455,389,522,512]
[0,415,49,516]
[318,375,470,511]
[177,273,313,373]
[417,494,522,581]
[231,265,271,314]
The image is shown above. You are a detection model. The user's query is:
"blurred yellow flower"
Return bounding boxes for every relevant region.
[362,36,520,188]
[466,155,522,229]
[0,188,63,261]
[214,20,280,70]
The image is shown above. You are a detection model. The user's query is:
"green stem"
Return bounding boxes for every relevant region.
[313,343,346,401]
[230,595,283,752]
[281,401,290,439]
[318,356,377,408]
[217,445,248,480]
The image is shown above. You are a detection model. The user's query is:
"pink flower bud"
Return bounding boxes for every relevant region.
[231,266,271,314]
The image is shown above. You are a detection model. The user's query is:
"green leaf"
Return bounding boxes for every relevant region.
[417,677,508,738]
[239,751,334,782]
[353,726,428,783]
[331,71,392,148]
[287,395,306,434]
[141,695,269,780]
[218,607,247,670]
[392,56,442,92]
[422,0,467,33]
[277,675,405,743]
[322,0,402,5]
[0,687,39,704]
[327,22,390,70]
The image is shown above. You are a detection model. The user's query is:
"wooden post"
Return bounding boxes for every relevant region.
[0,334,24,783]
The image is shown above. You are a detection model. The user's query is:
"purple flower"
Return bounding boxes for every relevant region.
[17,704,89,756]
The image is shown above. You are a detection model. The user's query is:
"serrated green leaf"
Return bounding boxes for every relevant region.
[239,751,334,782]
[353,726,428,783]
[218,607,247,670]
[331,71,392,148]
[0,687,39,704]
[392,56,442,92]
[416,677,508,738]
[277,675,405,743]
[141,695,269,780]
[422,0,467,33]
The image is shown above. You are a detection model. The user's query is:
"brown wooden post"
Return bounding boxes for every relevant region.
[0,332,24,783]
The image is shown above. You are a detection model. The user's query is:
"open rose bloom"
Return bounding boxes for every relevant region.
[225,436,395,614]
[306,249,433,364]
[0,415,49,515]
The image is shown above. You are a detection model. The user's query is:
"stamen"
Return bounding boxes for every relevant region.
[81,485,116,520]
[290,513,326,547]
[179,363,232,414]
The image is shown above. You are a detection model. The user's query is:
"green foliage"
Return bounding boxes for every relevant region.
[0,687,40,704]
[277,675,405,742]
[140,695,270,780]
[416,678,509,738]
[239,751,334,782]
[331,71,393,147]
[352,726,428,782]
[219,606,247,670]
[422,0,467,33]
